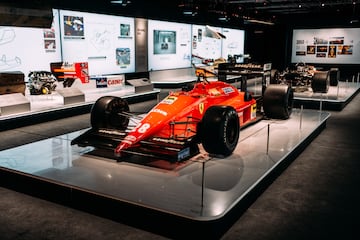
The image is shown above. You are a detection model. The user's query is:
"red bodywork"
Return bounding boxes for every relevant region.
[114,80,257,157]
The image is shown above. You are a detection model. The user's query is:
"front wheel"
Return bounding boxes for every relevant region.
[200,106,240,156]
[90,96,130,130]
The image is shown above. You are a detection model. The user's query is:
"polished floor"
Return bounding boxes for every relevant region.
[0,89,360,239]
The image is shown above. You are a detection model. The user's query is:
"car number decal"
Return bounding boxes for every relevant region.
[132,122,151,133]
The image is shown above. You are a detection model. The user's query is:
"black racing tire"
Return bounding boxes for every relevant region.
[200,106,240,156]
[263,84,293,119]
[329,68,339,86]
[311,71,330,93]
[90,96,130,130]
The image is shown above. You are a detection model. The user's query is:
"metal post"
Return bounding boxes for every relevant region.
[254,77,257,95]
[266,124,270,155]
[201,161,205,207]
[299,105,303,130]
[319,94,323,113]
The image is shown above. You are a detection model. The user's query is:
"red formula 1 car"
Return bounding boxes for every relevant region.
[71,77,293,162]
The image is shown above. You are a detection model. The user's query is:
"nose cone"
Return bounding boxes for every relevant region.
[114,140,132,157]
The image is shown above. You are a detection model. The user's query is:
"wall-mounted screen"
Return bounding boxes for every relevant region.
[148,20,192,71]
[291,28,360,64]
[60,10,135,75]
[0,9,61,76]
[221,28,245,62]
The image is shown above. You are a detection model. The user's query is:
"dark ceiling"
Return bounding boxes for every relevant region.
[1,0,359,28]
[67,0,360,28]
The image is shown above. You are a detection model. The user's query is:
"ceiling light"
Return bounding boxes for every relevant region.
[218,16,228,21]
[243,17,274,26]
[110,0,130,6]
[183,10,197,16]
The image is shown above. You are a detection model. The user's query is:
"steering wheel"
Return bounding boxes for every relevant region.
[197,72,210,84]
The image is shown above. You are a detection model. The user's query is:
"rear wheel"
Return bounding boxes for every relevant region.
[263,84,293,119]
[311,71,330,93]
[329,68,339,86]
[90,96,130,130]
[200,106,240,156]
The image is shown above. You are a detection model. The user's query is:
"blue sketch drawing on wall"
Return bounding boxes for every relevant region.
[0,27,15,45]
[0,27,21,70]
[0,55,21,70]
[91,29,111,51]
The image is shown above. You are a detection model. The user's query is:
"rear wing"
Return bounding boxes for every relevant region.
[217,62,272,95]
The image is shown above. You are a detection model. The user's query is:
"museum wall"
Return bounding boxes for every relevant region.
[244,19,360,80]
[0,9,246,79]
[0,3,359,85]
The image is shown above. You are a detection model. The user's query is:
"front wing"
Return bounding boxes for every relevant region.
[71,128,200,162]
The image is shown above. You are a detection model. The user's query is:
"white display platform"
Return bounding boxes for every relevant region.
[246,79,360,110]
[0,109,329,221]
[0,93,30,116]
[56,88,85,105]
[150,68,197,87]
[0,82,160,123]
[292,81,360,110]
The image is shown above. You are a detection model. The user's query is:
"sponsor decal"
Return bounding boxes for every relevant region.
[150,108,168,116]
[199,103,204,114]
[124,135,137,142]
[208,88,221,95]
[162,96,177,104]
[152,137,185,145]
[234,63,262,69]
[122,140,132,145]
[222,87,234,94]
[178,147,190,160]
[95,77,108,88]
[251,104,257,119]
[98,129,125,136]
[108,79,123,86]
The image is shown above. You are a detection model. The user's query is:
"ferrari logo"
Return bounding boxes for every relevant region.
[199,103,204,114]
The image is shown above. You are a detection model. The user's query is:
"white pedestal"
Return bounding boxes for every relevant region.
[0,93,30,116]
[56,88,85,105]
